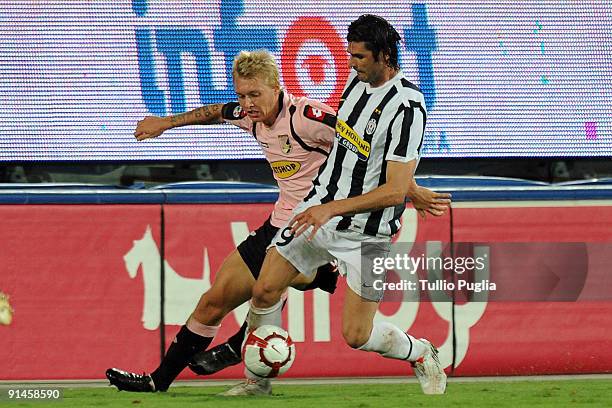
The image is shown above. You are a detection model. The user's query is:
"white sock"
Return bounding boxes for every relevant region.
[246,290,287,330]
[242,292,288,381]
[246,298,283,328]
[358,321,427,361]
[244,366,270,382]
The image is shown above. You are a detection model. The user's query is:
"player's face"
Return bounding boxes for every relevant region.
[347,41,389,87]
[233,75,281,125]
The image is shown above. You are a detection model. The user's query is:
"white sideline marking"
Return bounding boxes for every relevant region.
[1,374,611,389]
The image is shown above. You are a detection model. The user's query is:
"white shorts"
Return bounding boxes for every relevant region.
[270,224,391,302]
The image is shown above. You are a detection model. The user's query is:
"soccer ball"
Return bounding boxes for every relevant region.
[242,325,296,378]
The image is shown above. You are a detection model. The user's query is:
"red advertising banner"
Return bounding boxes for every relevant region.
[1,202,611,380]
[0,205,161,380]
[451,204,612,376]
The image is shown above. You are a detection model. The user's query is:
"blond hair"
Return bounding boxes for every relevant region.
[232,50,280,89]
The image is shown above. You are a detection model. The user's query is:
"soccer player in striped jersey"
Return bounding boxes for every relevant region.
[237,14,451,396]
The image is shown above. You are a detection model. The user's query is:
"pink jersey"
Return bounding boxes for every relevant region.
[222,92,336,227]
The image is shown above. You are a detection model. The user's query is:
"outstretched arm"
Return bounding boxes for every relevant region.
[134,104,224,141]
[289,161,452,239]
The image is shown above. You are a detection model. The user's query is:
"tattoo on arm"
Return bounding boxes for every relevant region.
[170,104,223,127]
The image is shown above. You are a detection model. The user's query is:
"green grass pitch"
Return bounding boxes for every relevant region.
[5,379,612,407]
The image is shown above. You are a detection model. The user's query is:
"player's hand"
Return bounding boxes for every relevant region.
[410,186,452,219]
[289,204,335,241]
[134,116,170,141]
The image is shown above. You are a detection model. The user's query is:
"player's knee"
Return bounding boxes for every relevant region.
[342,324,371,349]
[251,281,282,308]
[192,292,226,324]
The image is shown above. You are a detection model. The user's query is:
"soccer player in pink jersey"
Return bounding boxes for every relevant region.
[106,50,340,393]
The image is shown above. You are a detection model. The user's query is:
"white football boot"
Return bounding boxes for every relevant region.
[410,338,447,395]
[220,378,272,396]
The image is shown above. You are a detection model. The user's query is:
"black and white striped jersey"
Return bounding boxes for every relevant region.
[303,70,427,238]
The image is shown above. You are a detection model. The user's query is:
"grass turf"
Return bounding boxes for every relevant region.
[4,380,612,407]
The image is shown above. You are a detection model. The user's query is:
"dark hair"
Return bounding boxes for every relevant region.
[347,14,401,70]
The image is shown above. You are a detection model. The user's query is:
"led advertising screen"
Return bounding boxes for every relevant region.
[1,0,610,160]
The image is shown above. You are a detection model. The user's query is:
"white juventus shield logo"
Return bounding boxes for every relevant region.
[365,118,377,135]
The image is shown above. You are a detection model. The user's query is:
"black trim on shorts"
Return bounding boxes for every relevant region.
[236,217,280,279]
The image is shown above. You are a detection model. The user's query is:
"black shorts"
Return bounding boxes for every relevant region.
[237,217,280,279]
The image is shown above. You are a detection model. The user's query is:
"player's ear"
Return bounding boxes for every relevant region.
[375,50,385,64]
[382,51,391,66]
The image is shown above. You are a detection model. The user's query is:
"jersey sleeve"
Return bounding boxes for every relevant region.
[221,102,253,134]
[293,99,337,152]
[385,101,426,163]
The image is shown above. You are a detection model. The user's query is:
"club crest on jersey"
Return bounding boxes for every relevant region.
[335,118,370,161]
[278,134,292,154]
[365,118,377,136]
[271,160,301,179]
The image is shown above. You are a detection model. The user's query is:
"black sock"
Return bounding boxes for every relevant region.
[226,322,248,356]
[300,263,339,293]
[150,325,212,391]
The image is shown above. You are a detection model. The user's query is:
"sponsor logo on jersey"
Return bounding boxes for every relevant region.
[270,160,301,179]
[305,106,323,119]
[335,118,370,161]
[304,105,336,129]
[365,118,377,135]
[278,134,292,154]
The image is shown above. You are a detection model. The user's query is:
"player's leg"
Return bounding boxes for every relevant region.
[189,262,339,376]
[219,247,299,396]
[291,262,339,293]
[106,249,254,392]
[150,249,255,390]
[342,285,425,355]
[189,218,290,376]
[248,247,300,325]
[339,242,447,395]
[188,213,337,377]
[221,227,333,396]
[190,249,255,326]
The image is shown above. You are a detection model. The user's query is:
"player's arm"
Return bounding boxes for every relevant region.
[316,165,451,218]
[134,104,224,141]
[291,100,450,238]
[290,162,451,238]
[297,102,337,151]
[408,184,452,218]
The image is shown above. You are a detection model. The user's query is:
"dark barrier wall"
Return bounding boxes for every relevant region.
[1,178,612,379]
